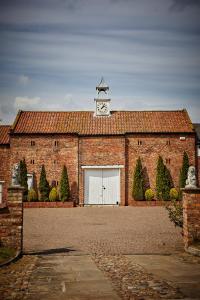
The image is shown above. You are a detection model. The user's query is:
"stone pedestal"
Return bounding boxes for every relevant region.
[0,186,24,252]
[182,188,200,249]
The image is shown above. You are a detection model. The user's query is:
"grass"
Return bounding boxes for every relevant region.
[0,247,16,264]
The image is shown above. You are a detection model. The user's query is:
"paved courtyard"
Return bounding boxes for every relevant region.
[1,207,200,300]
[23,206,183,254]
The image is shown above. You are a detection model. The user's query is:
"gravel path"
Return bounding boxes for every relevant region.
[23,206,183,254]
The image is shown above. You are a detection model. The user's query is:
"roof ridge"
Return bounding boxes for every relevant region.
[15,109,186,113]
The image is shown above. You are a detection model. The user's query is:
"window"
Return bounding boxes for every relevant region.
[56,181,59,186]
[30,159,35,164]
[166,158,171,164]
[137,140,142,145]
[54,141,59,147]
[166,140,170,145]
[0,182,2,203]
[31,141,35,146]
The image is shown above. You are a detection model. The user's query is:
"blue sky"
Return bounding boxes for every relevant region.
[0,0,200,124]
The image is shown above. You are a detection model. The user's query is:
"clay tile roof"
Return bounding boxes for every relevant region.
[0,125,11,144]
[12,110,194,135]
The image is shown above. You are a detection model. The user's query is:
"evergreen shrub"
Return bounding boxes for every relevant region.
[39,165,50,201]
[145,189,154,201]
[19,159,28,201]
[179,151,189,188]
[60,165,70,202]
[27,188,37,202]
[132,157,144,200]
[170,188,179,200]
[49,187,59,202]
[156,156,172,201]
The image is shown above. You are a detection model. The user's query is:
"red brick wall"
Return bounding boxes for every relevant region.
[197,156,200,186]
[10,134,79,202]
[79,136,126,205]
[0,186,23,252]
[0,145,10,205]
[0,132,196,206]
[127,134,196,204]
[183,189,200,248]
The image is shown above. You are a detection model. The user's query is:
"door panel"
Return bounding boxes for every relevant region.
[85,169,102,204]
[84,168,120,205]
[103,169,120,205]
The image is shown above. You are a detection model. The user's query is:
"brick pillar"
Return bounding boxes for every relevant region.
[7,186,24,252]
[182,188,200,249]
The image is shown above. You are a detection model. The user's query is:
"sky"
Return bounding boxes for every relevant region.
[0,0,200,124]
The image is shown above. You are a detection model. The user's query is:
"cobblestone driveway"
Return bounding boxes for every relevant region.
[23,206,183,254]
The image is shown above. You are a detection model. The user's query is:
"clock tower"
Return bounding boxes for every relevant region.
[94,77,111,116]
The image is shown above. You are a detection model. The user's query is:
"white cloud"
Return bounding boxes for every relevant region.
[18,75,30,85]
[15,96,40,109]
[64,93,73,101]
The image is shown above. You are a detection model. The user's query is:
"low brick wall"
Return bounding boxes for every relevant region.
[0,186,24,252]
[23,201,74,208]
[129,200,169,207]
[183,188,200,248]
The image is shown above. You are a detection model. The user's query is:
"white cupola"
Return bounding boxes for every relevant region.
[94,77,111,116]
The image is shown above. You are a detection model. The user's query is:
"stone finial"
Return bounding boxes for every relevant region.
[11,163,21,186]
[185,165,197,189]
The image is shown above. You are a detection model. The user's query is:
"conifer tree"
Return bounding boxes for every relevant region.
[179,151,189,188]
[156,156,165,200]
[132,157,144,200]
[162,166,172,201]
[19,159,28,200]
[39,165,50,201]
[60,165,70,202]
[156,156,172,200]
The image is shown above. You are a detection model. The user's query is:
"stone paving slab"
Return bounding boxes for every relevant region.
[127,254,200,299]
[24,254,121,300]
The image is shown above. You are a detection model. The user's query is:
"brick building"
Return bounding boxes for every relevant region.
[0,79,198,206]
[193,124,200,185]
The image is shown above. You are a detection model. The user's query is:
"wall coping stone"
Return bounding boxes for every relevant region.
[181,188,200,194]
[8,186,25,191]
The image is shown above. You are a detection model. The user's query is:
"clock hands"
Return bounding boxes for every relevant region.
[97,102,108,113]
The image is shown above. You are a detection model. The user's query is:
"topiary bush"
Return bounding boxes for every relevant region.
[27,188,37,202]
[39,165,50,201]
[170,188,179,200]
[60,165,70,202]
[49,187,59,202]
[19,159,28,201]
[162,166,172,201]
[179,151,189,188]
[156,156,172,201]
[132,157,144,200]
[145,189,154,201]
[156,156,165,200]
[179,151,189,199]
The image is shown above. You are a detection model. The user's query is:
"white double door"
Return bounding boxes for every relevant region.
[84,169,120,205]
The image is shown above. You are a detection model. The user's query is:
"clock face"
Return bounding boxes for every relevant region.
[97,102,108,114]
